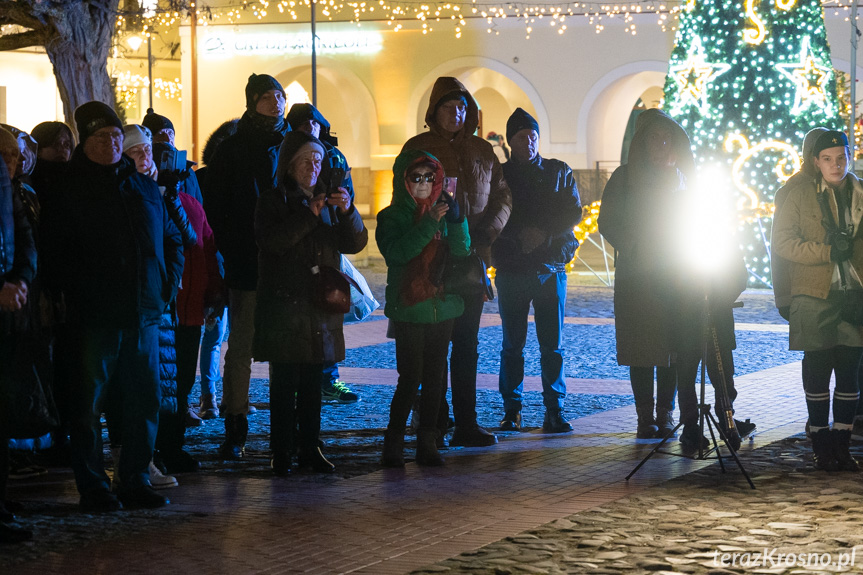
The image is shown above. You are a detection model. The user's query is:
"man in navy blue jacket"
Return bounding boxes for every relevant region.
[42,101,183,512]
[492,108,583,433]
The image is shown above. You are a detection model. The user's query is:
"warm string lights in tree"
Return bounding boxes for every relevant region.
[113,71,183,107]
[663,0,842,287]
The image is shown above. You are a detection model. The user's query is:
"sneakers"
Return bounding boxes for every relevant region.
[543,410,573,433]
[499,410,522,432]
[450,425,498,447]
[321,380,360,403]
[148,461,178,489]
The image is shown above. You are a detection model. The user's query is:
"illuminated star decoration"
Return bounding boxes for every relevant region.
[669,36,731,115]
[775,37,833,116]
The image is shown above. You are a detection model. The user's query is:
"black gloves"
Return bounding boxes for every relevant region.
[157,169,191,199]
[440,190,462,223]
[829,230,854,263]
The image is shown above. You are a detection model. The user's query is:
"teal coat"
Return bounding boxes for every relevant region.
[376,150,470,324]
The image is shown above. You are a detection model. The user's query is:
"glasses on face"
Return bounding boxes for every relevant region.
[408,172,435,184]
[92,131,124,143]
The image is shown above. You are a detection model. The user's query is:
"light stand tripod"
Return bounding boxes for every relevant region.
[626,297,755,489]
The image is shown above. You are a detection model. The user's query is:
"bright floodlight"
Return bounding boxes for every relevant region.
[679,164,736,276]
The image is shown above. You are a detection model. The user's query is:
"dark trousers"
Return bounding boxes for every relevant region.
[389,320,454,434]
[677,347,738,425]
[68,324,160,494]
[630,366,677,413]
[803,346,861,428]
[497,271,567,412]
[269,362,324,456]
[441,292,485,428]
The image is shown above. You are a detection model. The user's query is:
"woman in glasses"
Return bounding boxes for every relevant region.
[376,150,468,467]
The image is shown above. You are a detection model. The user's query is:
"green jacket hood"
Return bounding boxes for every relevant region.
[391,149,446,209]
[424,77,480,138]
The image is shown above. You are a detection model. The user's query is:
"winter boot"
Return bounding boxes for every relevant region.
[416,429,445,467]
[832,428,860,472]
[220,414,247,460]
[199,393,220,420]
[635,405,659,439]
[381,429,405,468]
[655,408,676,438]
[811,428,839,471]
[297,445,335,473]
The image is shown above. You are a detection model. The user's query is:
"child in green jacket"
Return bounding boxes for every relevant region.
[376,150,469,467]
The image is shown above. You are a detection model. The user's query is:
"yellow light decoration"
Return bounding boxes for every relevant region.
[743,0,796,45]
[724,133,801,210]
[566,200,602,270]
[113,71,183,102]
[775,36,833,116]
[669,36,730,115]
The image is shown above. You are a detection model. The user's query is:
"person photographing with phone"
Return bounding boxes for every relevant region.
[376,150,469,467]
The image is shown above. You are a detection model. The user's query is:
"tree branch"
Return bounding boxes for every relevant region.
[0,2,49,31]
[0,28,50,51]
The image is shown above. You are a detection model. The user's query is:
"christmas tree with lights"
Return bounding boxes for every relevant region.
[663,0,843,286]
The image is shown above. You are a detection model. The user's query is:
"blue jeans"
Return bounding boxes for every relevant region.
[199,308,228,396]
[497,271,567,412]
[68,324,160,494]
[322,362,339,384]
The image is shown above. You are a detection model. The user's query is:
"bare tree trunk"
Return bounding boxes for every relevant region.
[42,1,118,124]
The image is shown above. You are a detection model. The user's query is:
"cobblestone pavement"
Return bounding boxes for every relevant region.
[3,264,834,575]
[412,434,863,575]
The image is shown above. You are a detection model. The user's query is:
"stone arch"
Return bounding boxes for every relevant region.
[577,61,668,168]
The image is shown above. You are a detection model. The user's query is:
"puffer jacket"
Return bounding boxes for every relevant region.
[158,311,178,415]
[492,154,583,273]
[253,132,368,364]
[773,172,863,300]
[0,160,36,288]
[376,149,470,324]
[401,77,511,258]
[205,112,290,291]
[175,192,224,327]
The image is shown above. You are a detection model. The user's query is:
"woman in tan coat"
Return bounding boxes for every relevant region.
[773,130,863,472]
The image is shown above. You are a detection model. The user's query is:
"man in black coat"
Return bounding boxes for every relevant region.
[492,108,583,433]
[41,101,183,512]
[205,74,291,459]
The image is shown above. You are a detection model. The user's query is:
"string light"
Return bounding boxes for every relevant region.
[113,71,183,105]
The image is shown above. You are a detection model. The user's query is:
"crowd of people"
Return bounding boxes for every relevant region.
[0,71,859,545]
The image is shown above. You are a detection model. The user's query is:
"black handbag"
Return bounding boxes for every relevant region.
[445,250,494,301]
[310,264,362,315]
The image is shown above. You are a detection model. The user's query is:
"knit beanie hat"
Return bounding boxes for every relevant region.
[506,108,539,143]
[74,101,123,144]
[142,108,174,134]
[30,121,75,148]
[812,130,849,158]
[245,74,285,112]
[122,125,152,153]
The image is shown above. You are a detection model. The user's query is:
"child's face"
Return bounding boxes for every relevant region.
[814,146,850,188]
[407,168,435,200]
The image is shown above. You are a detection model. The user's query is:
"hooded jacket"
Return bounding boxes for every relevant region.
[376,150,470,324]
[771,127,829,310]
[598,109,697,367]
[0,159,36,289]
[253,132,368,364]
[286,104,354,198]
[205,111,290,291]
[401,77,511,257]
